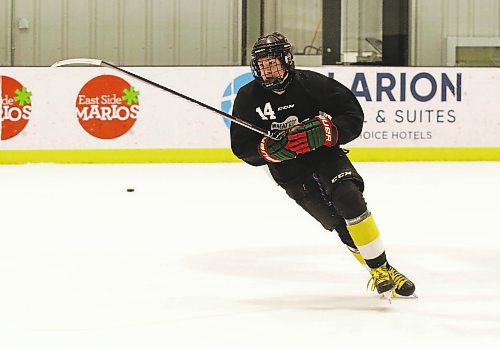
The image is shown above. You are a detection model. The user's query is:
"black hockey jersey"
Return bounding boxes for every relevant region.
[230,69,364,186]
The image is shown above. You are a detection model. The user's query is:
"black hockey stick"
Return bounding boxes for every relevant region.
[51,58,279,139]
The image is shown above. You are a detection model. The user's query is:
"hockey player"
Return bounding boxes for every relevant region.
[230,32,415,298]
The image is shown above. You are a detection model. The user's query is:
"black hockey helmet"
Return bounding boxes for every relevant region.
[250,32,294,91]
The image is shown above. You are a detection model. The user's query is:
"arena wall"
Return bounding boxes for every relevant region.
[0,66,498,163]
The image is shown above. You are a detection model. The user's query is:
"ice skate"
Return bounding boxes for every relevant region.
[367,264,395,301]
[387,264,417,298]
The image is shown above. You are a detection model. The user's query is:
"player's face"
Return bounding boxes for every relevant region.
[257,56,284,81]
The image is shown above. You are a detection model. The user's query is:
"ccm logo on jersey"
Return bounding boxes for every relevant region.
[277,104,295,111]
[331,171,352,184]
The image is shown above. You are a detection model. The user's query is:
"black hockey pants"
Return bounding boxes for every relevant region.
[281,151,367,249]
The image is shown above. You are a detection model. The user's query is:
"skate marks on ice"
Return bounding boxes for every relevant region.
[183,243,500,315]
[182,243,500,345]
[182,245,410,311]
[182,245,351,283]
[243,294,395,313]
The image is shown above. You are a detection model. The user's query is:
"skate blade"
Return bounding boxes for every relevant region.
[391,291,419,299]
[380,290,392,304]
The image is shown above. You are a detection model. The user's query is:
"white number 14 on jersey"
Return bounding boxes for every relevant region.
[255,102,276,120]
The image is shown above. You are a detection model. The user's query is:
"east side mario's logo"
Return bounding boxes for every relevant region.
[76,75,140,139]
[0,76,32,140]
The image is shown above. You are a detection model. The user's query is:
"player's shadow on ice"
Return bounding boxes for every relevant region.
[182,246,394,311]
[243,295,392,312]
[181,245,358,283]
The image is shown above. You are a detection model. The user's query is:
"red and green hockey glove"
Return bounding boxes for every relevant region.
[258,134,296,163]
[287,114,338,154]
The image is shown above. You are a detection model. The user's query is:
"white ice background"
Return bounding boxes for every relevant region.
[0,162,499,349]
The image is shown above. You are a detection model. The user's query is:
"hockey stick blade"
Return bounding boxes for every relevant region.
[50,58,277,140]
[51,58,103,67]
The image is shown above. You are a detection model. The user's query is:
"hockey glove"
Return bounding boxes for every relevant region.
[258,134,296,163]
[287,114,338,154]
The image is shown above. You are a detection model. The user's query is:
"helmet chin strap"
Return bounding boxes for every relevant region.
[270,74,288,94]
[270,72,293,93]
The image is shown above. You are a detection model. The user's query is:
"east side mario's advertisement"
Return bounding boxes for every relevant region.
[0,66,498,152]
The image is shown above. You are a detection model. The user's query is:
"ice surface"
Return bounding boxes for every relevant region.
[0,162,499,349]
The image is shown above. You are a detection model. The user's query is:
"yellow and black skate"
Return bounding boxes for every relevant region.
[367,264,395,298]
[388,264,416,297]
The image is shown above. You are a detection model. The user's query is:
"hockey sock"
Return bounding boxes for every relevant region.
[334,223,370,270]
[345,211,387,269]
[350,248,369,270]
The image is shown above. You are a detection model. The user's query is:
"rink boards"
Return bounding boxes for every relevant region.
[0,66,499,163]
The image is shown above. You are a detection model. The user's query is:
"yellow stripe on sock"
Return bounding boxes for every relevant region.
[347,214,380,247]
[351,251,367,266]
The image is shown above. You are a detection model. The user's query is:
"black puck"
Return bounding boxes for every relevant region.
[126,188,135,192]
